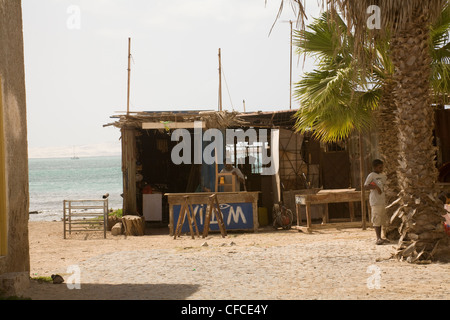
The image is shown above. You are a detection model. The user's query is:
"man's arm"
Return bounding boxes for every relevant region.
[363,173,373,188]
[364,175,381,194]
[364,173,379,193]
[232,168,245,183]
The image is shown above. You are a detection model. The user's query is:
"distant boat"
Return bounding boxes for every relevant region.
[71,146,79,160]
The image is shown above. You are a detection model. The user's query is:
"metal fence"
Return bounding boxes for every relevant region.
[63,199,108,239]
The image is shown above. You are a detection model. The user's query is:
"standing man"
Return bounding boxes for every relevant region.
[220,163,245,192]
[364,159,389,245]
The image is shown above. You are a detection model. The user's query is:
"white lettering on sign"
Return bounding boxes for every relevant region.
[182,204,247,226]
[226,205,246,225]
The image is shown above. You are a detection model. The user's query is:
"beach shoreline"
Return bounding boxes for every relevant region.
[23,221,449,300]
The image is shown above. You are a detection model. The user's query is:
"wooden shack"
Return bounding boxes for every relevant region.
[105,109,381,231]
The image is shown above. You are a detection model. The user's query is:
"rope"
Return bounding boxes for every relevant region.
[221,65,235,111]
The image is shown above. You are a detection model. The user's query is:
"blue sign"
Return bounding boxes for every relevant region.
[173,202,254,232]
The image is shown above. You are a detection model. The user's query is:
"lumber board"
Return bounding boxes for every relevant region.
[142,121,205,129]
[295,191,368,205]
[293,221,374,233]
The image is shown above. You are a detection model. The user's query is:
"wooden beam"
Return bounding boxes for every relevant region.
[296,191,369,205]
[121,127,137,215]
[0,76,7,255]
[142,122,205,130]
[127,37,131,116]
[218,48,222,112]
[289,20,293,110]
[359,131,367,230]
[294,221,373,233]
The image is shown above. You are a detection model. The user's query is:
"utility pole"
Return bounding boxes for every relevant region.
[218,48,222,112]
[127,37,131,116]
[243,100,246,113]
[289,20,293,110]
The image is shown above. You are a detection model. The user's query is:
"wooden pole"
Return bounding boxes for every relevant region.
[127,37,131,116]
[289,20,293,110]
[359,131,367,230]
[218,48,222,112]
[0,76,7,255]
[122,127,137,215]
[243,99,246,112]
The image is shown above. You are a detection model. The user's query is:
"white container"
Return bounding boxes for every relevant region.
[143,193,162,221]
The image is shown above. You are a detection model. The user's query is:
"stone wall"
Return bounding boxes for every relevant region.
[0,0,30,296]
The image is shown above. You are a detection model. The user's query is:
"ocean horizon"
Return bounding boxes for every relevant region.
[28,155,123,222]
[27,141,121,159]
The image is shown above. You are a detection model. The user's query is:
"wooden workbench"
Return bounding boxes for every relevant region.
[166,192,259,236]
[295,189,371,232]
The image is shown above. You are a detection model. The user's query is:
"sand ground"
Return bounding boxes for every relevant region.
[22,221,449,300]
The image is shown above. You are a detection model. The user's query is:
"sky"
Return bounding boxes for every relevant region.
[22,0,323,158]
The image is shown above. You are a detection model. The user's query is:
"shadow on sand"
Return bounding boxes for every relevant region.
[26,281,201,300]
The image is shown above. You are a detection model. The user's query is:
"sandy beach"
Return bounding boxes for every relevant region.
[22,221,449,300]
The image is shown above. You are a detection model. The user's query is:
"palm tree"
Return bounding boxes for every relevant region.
[380,4,450,240]
[292,11,401,236]
[286,0,450,261]
[387,3,448,262]
[292,12,382,142]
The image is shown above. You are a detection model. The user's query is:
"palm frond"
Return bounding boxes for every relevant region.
[431,3,450,102]
[293,63,379,142]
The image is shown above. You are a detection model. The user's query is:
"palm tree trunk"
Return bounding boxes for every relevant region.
[390,10,448,262]
[375,79,402,238]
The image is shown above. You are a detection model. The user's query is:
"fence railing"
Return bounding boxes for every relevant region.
[63,199,108,239]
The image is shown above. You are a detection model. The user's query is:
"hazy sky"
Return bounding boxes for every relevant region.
[22,0,322,158]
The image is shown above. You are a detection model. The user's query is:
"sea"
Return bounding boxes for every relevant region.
[28,156,123,222]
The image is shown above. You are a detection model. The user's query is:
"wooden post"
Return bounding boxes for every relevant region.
[173,199,187,239]
[122,127,137,215]
[306,201,312,230]
[187,199,200,238]
[127,37,131,116]
[63,201,66,239]
[68,201,72,235]
[104,198,108,239]
[289,20,293,110]
[0,77,7,255]
[323,203,329,224]
[349,202,355,222]
[218,48,222,112]
[203,194,227,238]
[184,198,196,239]
[359,131,367,230]
[213,195,227,237]
[203,201,213,238]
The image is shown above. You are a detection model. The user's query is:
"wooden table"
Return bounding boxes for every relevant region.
[295,189,370,232]
[166,192,259,236]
